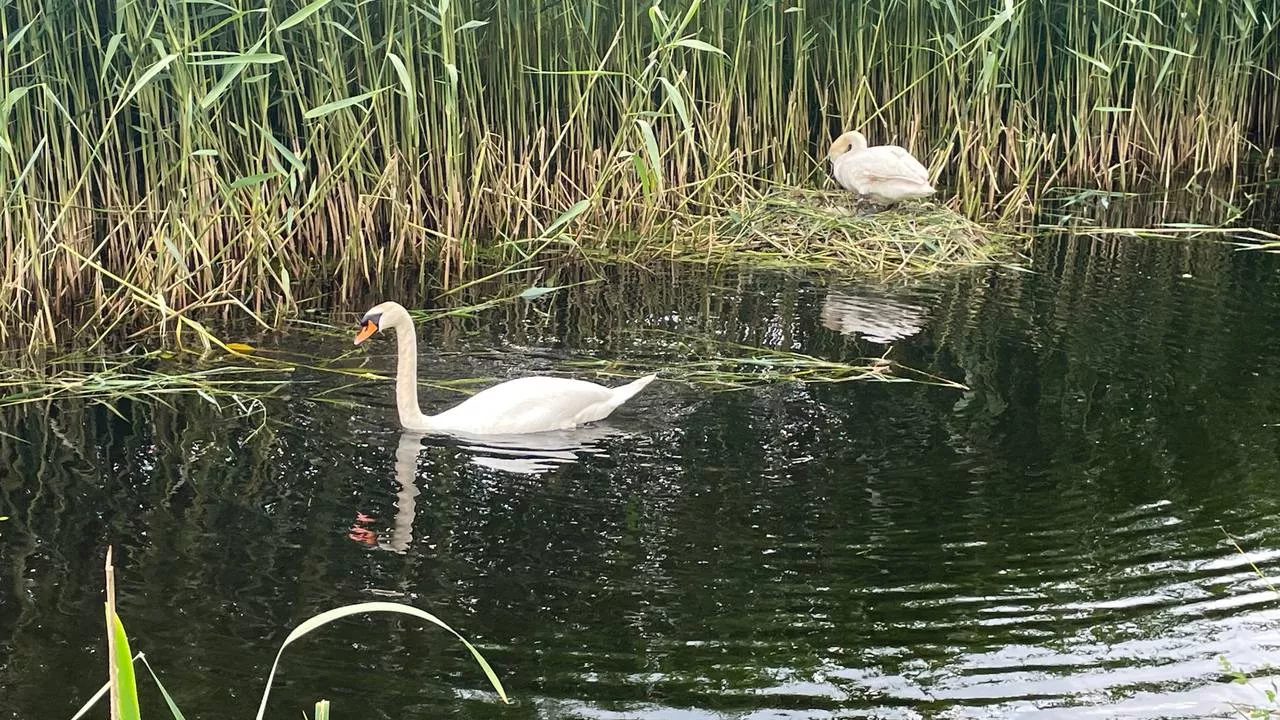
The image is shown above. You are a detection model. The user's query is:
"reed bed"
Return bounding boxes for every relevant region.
[2,0,1277,352]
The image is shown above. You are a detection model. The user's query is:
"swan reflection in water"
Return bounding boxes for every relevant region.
[820,289,930,344]
[350,423,625,552]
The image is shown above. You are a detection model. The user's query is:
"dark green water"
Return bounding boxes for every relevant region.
[4,231,1280,719]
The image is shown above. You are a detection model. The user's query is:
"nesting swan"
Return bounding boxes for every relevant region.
[828,130,935,206]
[354,301,656,435]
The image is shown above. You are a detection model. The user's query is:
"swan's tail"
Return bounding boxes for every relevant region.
[608,373,658,409]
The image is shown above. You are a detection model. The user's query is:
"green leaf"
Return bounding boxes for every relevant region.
[277,0,333,31]
[543,198,590,237]
[674,0,702,36]
[670,37,726,57]
[325,20,364,44]
[647,3,670,41]
[456,19,489,31]
[3,137,44,208]
[70,651,141,720]
[200,62,249,109]
[139,654,188,720]
[519,286,559,300]
[123,53,178,106]
[657,77,691,134]
[228,172,278,189]
[635,118,662,181]
[1121,37,1195,58]
[198,40,264,110]
[303,89,380,119]
[1,86,34,125]
[1067,47,1112,74]
[191,149,219,157]
[191,53,286,65]
[100,34,125,80]
[386,53,417,127]
[519,280,600,299]
[110,613,142,720]
[261,126,305,175]
[253,601,509,720]
[5,18,35,53]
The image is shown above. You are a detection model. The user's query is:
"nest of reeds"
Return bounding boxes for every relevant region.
[667,187,1012,274]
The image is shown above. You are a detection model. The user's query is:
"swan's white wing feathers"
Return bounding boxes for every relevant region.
[830,145,934,203]
[427,375,654,435]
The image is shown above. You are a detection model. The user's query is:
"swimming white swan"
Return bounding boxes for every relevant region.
[354,301,657,435]
[827,130,935,206]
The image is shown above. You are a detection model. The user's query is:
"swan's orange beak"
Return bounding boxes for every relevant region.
[354,320,378,345]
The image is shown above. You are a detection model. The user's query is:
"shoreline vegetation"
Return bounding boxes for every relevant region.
[2,0,1278,353]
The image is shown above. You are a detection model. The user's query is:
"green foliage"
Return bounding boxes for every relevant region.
[0,0,1275,352]
[109,614,142,720]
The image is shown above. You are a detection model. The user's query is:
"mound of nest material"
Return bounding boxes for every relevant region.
[671,188,1011,274]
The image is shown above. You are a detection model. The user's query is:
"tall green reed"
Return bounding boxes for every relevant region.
[1,0,1276,351]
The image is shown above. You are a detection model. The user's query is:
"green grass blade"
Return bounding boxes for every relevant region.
[138,654,188,720]
[70,652,142,720]
[657,77,691,133]
[110,613,142,720]
[635,118,662,179]
[670,37,726,57]
[277,0,333,32]
[543,198,591,237]
[303,89,381,119]
[123,54,178,106]
[200,62,250,109]
[386,53,417,127]
[253,601,509,720]
[4,18,35,52]
[100,34,125,80]
[228,172,279,189]
[191,53,286,65]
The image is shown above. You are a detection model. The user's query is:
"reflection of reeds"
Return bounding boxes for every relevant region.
[2,0,1274,352]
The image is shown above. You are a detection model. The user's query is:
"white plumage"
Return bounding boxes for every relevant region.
[354,301,656,435]
[828,130,935,206]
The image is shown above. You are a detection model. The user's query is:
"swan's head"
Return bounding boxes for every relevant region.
[827,130,869,162]
[354,301,411,345]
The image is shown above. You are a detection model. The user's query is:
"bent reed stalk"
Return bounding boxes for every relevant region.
[1,0,1276,351]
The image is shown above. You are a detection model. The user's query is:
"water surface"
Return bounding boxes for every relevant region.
[3,227,1280,719]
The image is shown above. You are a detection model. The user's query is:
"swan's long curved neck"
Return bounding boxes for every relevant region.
[828,130,868,162]
[390,317,434,430]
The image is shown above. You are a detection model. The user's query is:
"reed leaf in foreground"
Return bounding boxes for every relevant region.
[103,548,141,720]
[73,559,510,719]
[254,602,510,719]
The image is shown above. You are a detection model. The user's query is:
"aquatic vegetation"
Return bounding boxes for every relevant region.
[75,549,509,720]
[1,0,1274,352]
[569,331,967,390]
[644,188,1010,275]
[0,356,290,411]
